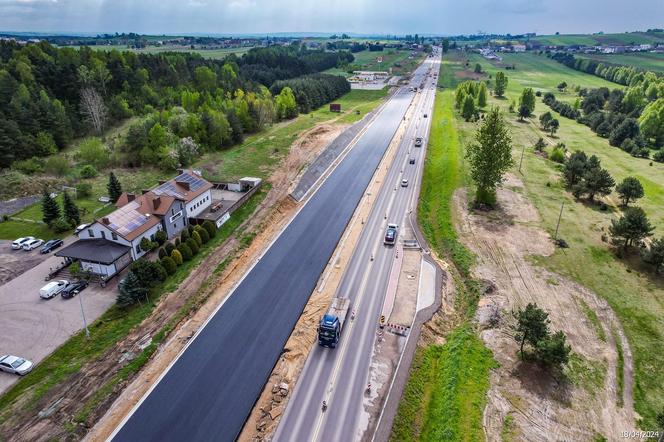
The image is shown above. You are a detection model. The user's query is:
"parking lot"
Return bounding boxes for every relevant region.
[0,240,117,394]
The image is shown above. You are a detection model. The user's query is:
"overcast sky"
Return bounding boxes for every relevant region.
[1,0,662,36]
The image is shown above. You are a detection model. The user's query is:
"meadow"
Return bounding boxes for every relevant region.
[453,51,664,428]
[577,52,664,73]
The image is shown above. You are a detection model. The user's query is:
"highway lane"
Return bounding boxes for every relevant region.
[110,59,427,442]
[274,51,440,442]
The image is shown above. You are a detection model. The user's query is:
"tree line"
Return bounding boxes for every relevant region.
[271,74,351,114]
[0,40,352,169]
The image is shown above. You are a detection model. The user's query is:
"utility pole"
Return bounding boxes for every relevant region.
[78,288,90,338]
[554,202,564,241]
[518,145,526,174]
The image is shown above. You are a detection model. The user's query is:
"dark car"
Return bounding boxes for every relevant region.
[40,239,64,254]
[414,137,423,147]
[409,158,416,164]
[60,280,89,299]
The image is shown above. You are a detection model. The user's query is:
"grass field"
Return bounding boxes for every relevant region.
[66,44,255,59]
[528,31,664,46]
[325,49,423,77]
[450,50,664,428]
[469,52,622,95]
[577,52,664,73]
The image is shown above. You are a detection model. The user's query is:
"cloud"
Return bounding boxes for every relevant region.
[486,0,547,14]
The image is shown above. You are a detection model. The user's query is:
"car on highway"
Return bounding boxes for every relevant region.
[423,113,428,118]
[22,238,44,251]
[414,137,423,147]
[409,157,416,164]
[0,355,34,376]
[60,279,89,299]
[401,179,409,187]
[12,236,35,250]
[39,280,69,299]
[384,223,399,245]
[40,238,64,254]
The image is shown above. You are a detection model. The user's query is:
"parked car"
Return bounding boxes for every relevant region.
[22,238,44,251]
[414,137,423,147]
[0,355,33,376]
[74,223,90,235]
[40,239,63,254]
[39,280,69,299]
[12,236,34,250]
[60,280,89,299]
[401,179,409,187]
[409,158,416,164]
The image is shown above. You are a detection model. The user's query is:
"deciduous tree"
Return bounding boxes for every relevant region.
[494,72,508,97]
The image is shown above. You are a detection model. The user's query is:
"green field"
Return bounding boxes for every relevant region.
[451,50,664,428]
[529,31,664,46]
[325,49,422,77]
[67,44,255,59]
[469,52,622,95]
[577,52,664,73]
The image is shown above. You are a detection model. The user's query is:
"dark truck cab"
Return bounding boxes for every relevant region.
[318,297,350,348]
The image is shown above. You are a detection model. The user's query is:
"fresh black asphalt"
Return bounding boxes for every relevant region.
[112,89,413,442]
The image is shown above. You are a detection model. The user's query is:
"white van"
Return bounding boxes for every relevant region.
[39,280,69,299]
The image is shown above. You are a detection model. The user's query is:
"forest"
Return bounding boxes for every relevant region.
[0,41,354,168]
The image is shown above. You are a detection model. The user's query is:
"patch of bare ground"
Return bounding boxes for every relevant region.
[0,120,342,442]
[453,173,634,442]
[454,70,488,81]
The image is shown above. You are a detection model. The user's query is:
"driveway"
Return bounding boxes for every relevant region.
[0,239,118,394]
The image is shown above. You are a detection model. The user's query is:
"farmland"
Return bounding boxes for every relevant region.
[528,31,664,46]
[62,44,257,59]
[577,52,664,73]
[325,49,423,77]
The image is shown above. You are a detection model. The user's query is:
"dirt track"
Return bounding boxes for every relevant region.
[455,174,635,441]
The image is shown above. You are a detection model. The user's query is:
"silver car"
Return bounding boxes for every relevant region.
[22,238,44,251]
[0,355,34,376]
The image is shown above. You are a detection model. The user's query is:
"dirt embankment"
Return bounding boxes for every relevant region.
[455,174,634,442]
[0,122,346,442]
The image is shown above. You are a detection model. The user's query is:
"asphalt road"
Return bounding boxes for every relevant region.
[110,59,429,442]
[274,51,441,442]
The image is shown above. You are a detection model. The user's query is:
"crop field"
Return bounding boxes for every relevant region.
[577,52,664,73]
[325,49,422,77]
[65,44,256,59]
[529,31,664,46]
[451,51,664,428]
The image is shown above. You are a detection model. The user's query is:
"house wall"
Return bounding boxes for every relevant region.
[84,222,131,247]
[129,223,163,260]
[185,190,212,218]
[162,200,187,239]
[81,261,117,277]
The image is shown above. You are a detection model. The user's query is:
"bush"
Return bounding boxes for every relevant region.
[160,256,177,275]
[203,220,217,237]
[188,224,195,235]
[77,137,110,170]
[178,243,192,261]
[174,237,181,247]
[165,242,175,255]
[180,228,190,242]
[197,227,210,244]
[44,156,70,177]
[550,147,565,163]
[79,164,98,179]
[631,147,650,159]
[158,247,167,259]
[13,157,44,175]
[192,231,202,247]
[139,237,157,252]
[155,229,167,245]
[50,218,72,232]
[654,150,664,163]
[129,259,167,287]
[75,183,92,198]
[186,238,199,255]
[171,249,183,265]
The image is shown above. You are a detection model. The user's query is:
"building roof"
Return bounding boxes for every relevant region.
[116,191,179,216]
[151,170,213,202]
[100,199,162,241]
[56,239,131,265]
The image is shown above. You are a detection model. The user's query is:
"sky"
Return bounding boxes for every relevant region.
[0,0,662,36]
